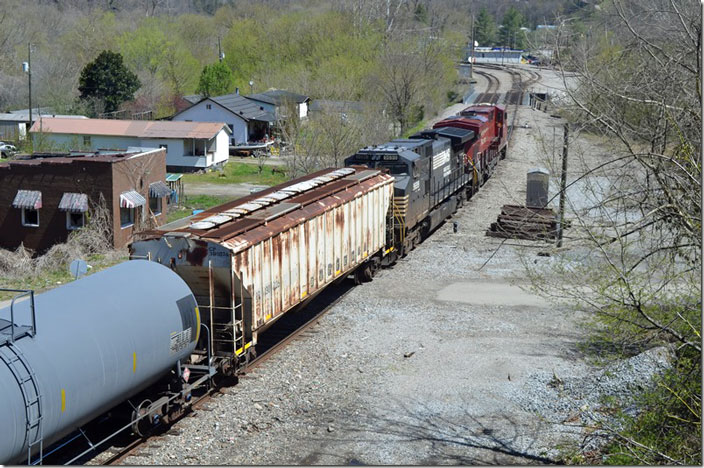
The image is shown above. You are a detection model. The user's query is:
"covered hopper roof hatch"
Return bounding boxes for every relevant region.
[185,167,356,232]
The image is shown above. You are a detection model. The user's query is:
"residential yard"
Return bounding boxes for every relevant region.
[0,252,127,302]
[182,161,287,186]
[166,194,233,223]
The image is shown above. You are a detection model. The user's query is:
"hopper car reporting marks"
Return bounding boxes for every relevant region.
[0,103,509,465]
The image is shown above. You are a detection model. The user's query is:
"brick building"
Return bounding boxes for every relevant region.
[0,148,169,254]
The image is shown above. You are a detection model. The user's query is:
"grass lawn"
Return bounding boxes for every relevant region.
[166,194,232,223]
[182,161,288,186]
[0,253,128,301]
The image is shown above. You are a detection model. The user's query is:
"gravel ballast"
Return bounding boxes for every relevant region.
[90,66,670,466]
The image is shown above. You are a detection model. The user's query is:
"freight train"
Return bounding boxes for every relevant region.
[0,104,508,465]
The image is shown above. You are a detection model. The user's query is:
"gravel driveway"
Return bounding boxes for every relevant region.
[100,67,669,466]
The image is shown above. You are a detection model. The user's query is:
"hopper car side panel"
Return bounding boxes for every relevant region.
[130,168,393,370]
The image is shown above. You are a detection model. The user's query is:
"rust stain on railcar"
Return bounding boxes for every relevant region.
[290,226,300,304]
[280,230,289,312]
[335,204,344,275]
[131,167,394,337]
[272,234,283,318]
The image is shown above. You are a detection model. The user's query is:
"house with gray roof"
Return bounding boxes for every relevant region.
[171,91,276,147]
[245,89,310,121]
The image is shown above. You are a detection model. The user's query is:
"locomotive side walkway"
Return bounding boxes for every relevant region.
[107,67,666,465]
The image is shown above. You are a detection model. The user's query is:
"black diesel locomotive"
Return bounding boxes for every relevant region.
[345,103,508,265]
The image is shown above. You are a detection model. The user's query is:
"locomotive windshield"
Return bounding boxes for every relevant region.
[376,163,408,175]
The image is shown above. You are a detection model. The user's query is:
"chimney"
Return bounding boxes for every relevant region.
[235,87,239,95]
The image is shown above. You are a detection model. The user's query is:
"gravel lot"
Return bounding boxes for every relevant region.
[105,67,670,465]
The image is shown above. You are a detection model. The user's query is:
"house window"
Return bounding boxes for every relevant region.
[83,135,91,146]
[66,212,85,230]
[22,208,39,227]
[149,196,162,215]
[206,104,212,110]
[120,207,134,228]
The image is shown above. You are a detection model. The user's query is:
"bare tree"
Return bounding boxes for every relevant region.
[373,35,449,134]
[278,99,392,176]
[525,0,700,463]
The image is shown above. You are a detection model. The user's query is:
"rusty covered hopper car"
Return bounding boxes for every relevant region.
[130,167,393,372]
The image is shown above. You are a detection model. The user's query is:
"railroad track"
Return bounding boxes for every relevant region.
[471,64,542,143]
[473,64,542,110]
[473,68,501,104]
[96,282,358,465]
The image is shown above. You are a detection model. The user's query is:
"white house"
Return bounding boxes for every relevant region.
[245,89,310,121]
[172,92,275,147]
[0,112,87,141]
[29,117,231,173]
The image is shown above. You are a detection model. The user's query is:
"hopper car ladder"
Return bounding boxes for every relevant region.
[201,261,247,363]
[0,289,43,465]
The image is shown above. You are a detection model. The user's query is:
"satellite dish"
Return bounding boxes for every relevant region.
[69,259,88,280]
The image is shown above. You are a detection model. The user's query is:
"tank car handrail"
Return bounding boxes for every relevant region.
[0,288,36,343]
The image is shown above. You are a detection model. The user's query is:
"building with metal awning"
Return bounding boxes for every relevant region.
[0,148,170,254]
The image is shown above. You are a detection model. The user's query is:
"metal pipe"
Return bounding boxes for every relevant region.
[30,432,81,465]
[30,291,36,337]
[8,290,32,342]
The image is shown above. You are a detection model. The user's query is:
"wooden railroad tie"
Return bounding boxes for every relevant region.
[485,204,569,241]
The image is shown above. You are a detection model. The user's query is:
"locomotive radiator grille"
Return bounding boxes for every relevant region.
[392,196,409,218]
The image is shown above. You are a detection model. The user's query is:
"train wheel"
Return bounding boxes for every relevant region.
[131,399,155,437]
[355,260,378,283]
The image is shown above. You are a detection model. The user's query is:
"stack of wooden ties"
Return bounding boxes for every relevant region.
[486,204,562,241]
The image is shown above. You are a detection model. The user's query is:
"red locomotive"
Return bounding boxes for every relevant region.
[433,104,508,193]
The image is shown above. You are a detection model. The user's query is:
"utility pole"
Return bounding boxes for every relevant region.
[27,43,32,128]
[470,14,475,80]
[557,123,569,248]
[218,37,224,62]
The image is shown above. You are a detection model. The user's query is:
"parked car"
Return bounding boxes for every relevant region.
[0,143,17,157]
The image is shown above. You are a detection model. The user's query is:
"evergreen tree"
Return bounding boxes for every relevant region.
[196,62,234,98]
[499,7,526,49]
[78,50,141,114]
[474,8,496,47]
